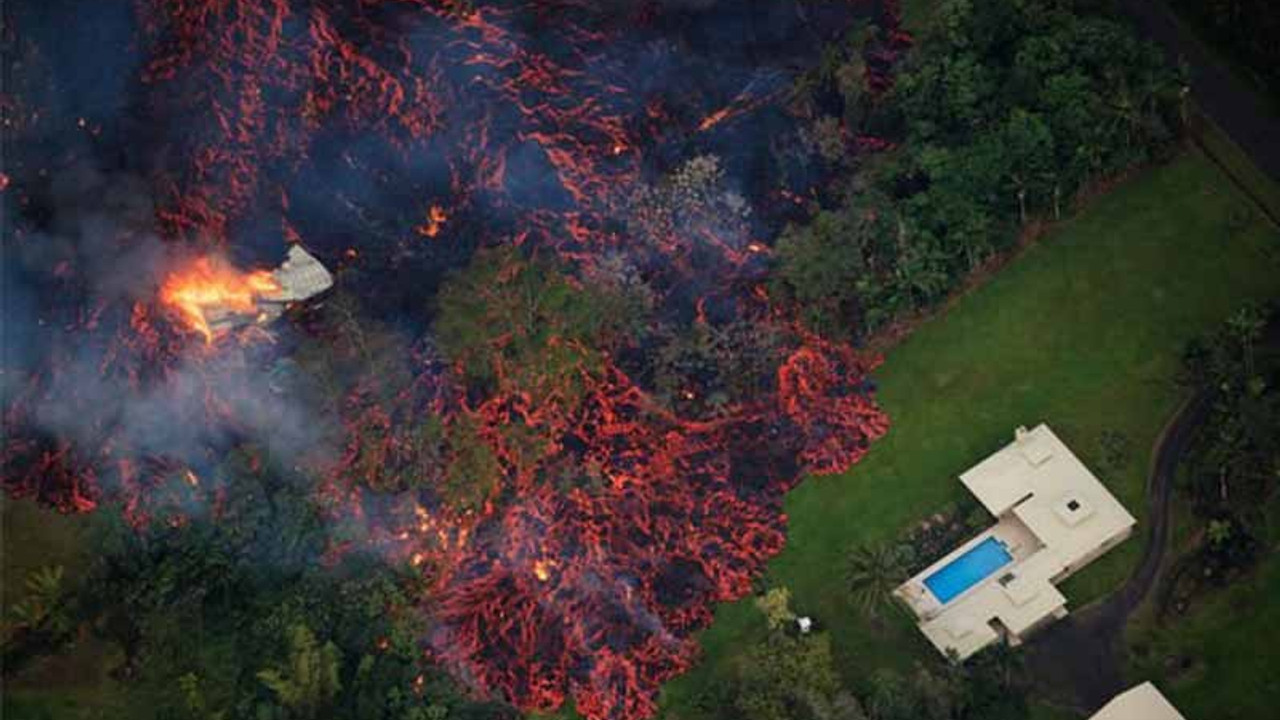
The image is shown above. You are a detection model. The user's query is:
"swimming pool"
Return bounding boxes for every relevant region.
[923,537,1013,604]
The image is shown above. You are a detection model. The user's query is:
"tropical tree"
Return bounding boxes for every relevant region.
[772,193,896,337]
[865,668,919,720]
[257,623,343,720]
[434,246,639,403]
[179,673,226,720]
[998,109,1055,224]
[5,565,71,636]
[1226,305,1266,379]
[844,542,910,619]
[754,586,798,631]
[734,631,843,720]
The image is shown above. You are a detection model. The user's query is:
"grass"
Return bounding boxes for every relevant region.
[2,637,133,720]
[1120,372,1280,719]
[1,498,136,720]
[2,496,93,604]
[660,148,1280,712]
[1126,551,1280,720]
[1027,702,1083,720]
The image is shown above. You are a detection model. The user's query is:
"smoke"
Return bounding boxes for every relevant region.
[3,1,894,717]
[1,160,335,519]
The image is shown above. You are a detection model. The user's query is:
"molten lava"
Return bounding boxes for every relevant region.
[3,1,912,718]
[416,205,449,238]
[159,257,281,343]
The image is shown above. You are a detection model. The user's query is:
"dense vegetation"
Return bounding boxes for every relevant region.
[2,450,515,720]
[774,0,1183,338]
[7,2,1278,720]
[677,587,1033,720]
[1160,305,1279,613]
[1125,305,1280,719]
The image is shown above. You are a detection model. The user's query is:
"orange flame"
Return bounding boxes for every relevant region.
[416,204,448,238]
[160,257,281,343]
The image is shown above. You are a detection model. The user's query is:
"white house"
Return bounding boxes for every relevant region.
[895,424,1137,660]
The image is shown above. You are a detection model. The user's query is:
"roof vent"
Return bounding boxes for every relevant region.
[1054,493,1094,526]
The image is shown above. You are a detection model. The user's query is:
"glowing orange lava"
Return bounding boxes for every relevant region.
[416,205,449,238]
[159,257,281,343]
[697,107,731,132]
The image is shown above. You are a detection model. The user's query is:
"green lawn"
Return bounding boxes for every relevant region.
[1127,551,1280,720]
[661,149,1280,713]
[2,497,93,586]
[2,498,136,720]
[1122,444,1280,719]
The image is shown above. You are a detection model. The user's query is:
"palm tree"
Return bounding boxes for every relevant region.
[7,565,70,635]
[1226,306,1266,379]
[845,542,910,619]
[1106,80,1140,150]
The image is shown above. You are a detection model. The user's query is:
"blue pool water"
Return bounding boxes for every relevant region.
[923,537,1013,604]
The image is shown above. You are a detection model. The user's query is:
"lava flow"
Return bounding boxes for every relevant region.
[2,1,911,718]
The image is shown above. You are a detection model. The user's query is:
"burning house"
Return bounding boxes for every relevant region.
[161,245,334,342]
[2,0,908,718]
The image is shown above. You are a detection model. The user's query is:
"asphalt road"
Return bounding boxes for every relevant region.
[1117,0,1280,184]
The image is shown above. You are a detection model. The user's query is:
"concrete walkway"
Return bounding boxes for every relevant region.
[1023,392,1211,713]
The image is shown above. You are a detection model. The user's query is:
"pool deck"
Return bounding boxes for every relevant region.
[894,424,1136,661]
[899,516,1042,621]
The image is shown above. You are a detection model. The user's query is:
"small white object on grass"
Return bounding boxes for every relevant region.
[797,616,813,634]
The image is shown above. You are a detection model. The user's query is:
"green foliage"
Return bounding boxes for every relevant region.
[732,632,843,720]
[771,194,897,335]
[1181,305,1279,510]
[257,624,343,720]
[754,587,797,631]
[1177,304,1278,583]
[6,565,70,635]
[440,415,500,513]
[776,0,1181,339]
[844,543,910,620]
[179,673,226,720]
[652,320,784,417]
[435,246,639,402]
[14,446,511,720]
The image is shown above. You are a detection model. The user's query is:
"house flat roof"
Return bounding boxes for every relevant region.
[963,424,1136,569]
[897,424,1136,661]
[1089,682,1186,720]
